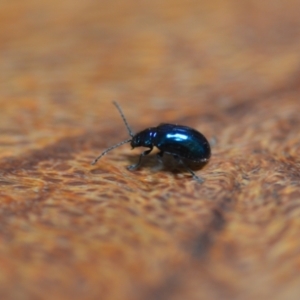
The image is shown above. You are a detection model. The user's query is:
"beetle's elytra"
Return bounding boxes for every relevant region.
[91,102,211,182]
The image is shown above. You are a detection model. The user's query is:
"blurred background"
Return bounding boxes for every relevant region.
[0,0,300,299]
[1,0,299,137]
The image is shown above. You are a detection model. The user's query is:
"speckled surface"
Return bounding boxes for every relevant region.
[0,0,300,299]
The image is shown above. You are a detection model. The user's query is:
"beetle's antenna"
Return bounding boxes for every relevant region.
[113,101,134,137]
[91,138,132,165]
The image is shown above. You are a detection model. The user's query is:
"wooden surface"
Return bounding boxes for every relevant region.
[1,0,300,299]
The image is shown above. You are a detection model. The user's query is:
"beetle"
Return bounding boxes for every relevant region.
[91,102,211,182]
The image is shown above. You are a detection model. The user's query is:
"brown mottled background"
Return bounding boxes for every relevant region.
[0,0,300,299]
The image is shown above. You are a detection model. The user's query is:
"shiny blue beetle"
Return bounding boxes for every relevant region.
[92,102,211,182]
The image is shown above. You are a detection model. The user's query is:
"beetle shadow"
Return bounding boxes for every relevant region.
[121,152,208,175]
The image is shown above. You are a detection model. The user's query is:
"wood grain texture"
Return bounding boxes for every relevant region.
[0,0,300,299]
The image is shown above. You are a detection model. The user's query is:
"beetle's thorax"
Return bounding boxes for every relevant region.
[131,127,157,148]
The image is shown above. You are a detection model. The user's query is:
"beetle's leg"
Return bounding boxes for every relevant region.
[127,147,153,170]
[173,155,204,183]
[156,151,164,164]
[209,136,217,147]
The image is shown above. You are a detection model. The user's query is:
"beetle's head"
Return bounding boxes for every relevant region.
[131,128,155,149]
